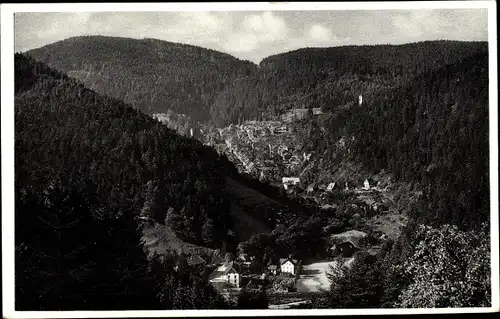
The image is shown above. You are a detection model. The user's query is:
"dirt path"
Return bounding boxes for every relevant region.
[269,300,311,309]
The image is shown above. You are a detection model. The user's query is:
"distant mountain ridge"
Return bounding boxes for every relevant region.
[26,36,487,126]
[15,52,308,249]
[26,35,257,122]
[211,40,488,125]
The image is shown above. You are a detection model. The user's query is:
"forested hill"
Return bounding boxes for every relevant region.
[15,53,236,248]
[311,51,489,230]
[15,53,252,310]
[210,41,487,125]
[260,40,487,76]
[25,35,257,122]
[26,38,487,127]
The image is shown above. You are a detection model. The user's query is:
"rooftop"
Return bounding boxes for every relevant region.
[279,258,298,265]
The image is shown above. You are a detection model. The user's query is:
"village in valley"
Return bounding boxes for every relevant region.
[11,7,492,312]
[144,104,410,308]
[141,155,404,308]
[203,180,393,308]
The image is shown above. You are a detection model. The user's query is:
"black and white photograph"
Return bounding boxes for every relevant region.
[1,1,498,317]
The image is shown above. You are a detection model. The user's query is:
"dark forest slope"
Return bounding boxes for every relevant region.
[15,53,304,249]
[211,41,487,125]
[14,53,239,310]
[15,53,234,248]
[313,52,490,230]
[27,38,487,127]
[26,36,257,122]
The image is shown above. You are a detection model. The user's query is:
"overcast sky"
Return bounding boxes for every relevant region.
[14,9,488,63]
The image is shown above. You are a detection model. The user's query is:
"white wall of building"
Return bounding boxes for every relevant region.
[281,261,295,275]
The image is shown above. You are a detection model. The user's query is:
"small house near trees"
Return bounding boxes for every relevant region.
[279,256,300,275]
[282,177,300,190]
[326,182,336,191]
[363,178,377,190]
[267,264,278,275]
[329,230,368,258]
[208,260,241,288]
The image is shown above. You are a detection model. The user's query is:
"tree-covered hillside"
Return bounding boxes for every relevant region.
[15,53,235,248]
[26,36,257,122]
[211,41,487,125]
[27,38,487,127]
[321,52,490,230]
[14,53,249,310]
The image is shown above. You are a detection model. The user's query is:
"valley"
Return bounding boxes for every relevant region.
[15,35,491,310]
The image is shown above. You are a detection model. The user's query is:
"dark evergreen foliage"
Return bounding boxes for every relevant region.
[15,37,491,309]
[15,53,233,247]
[14,54,234,310]
[211,40,487,126]
[326,52,490,230]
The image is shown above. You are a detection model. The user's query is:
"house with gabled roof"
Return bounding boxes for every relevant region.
[279,256,299,275]
[329,230,368,258]
[208,261,241,288]
[282,177,300,190]
[326,182,336,191]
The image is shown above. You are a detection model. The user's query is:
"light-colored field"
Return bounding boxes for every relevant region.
[296,260,338,293]
[141,222,218,261]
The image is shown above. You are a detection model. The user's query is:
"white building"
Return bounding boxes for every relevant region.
[208,261,241,288]
[282,177,300,190]
[363,179,370,190]
[326,182,336,191]
[279,257,299,275]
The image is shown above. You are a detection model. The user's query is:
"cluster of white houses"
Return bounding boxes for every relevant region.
[208,254,301,290]
[206,230,371,291]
